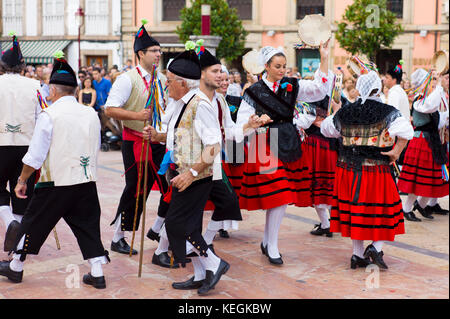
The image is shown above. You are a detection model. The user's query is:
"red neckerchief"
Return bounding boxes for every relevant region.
[136,66,150,91]
[216,99,225,141]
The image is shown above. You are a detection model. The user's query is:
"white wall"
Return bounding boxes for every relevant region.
[112,0,121,36]
[66,0,80,36]
[25,0,38,36]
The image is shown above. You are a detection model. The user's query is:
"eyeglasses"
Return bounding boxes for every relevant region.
[142,49,162,54]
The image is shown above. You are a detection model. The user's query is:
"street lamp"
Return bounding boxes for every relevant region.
[75,6,85,69]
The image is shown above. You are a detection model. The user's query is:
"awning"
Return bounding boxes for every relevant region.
[0,40,71,64]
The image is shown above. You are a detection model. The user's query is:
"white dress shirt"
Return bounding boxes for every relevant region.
[413,85,449,129]
[387,84,410,120]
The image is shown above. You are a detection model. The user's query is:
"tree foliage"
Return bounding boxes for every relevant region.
[176,0,248,62]
[335,0,403,61]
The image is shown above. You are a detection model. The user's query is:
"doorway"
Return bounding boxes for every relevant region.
[376,49,402,75]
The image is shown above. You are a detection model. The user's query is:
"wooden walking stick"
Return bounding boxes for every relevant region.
[138,140,151,277]
[53,227,61,250]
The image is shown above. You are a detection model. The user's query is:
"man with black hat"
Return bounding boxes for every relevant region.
[0,52,110,289]
[104,19,169,256]
[0,33,40,250]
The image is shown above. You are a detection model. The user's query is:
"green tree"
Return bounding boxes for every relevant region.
[176,0,248,63]
[335,0,403,61]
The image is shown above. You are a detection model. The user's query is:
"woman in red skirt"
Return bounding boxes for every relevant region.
[321,71,414,270]
[398,69,449,220]
[236,43,330,265]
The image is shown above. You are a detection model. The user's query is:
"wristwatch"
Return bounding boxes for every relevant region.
[189,168,199,177]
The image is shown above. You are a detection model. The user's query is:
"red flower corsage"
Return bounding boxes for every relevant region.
[286,83,293,92]
[322,77,328,83]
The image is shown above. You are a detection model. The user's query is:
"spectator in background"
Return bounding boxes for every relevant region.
[242,71,258,95]
[341,76,356,100]
[345,84,359,103]
[234,71,244,90]
[34,65,45,86]
[122,59,133,72]
[92,67,112,112]
[286,67,293,77]
[79,77,97,108]
[78,70,87,90]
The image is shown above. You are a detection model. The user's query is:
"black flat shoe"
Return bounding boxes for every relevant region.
[310,224,333,237]
[197,259,230,295]
[146,228,160,242]
[414,201,434,219]
[152,252,179,269]
[260,242,282,258]
[218,229,230,238]
[364,244,388,270]
[82,273,106,289]
[429,204,449,215]
[404,212,422,222]
[350,255,371,269]
[268,256,283,265]
[0,260,23,283]
[4,220,21,252]
[111,238,138,255]
[172,276,204,290]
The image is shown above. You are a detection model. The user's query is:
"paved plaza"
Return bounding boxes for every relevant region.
[0,150,448,299]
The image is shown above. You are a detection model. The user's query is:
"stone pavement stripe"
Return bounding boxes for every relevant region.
[99,162,450,262]
[286,214,450,261]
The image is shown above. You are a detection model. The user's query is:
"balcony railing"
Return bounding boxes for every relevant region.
[2,16,23,36]
[42,15,64,35]
[85,14,109,35]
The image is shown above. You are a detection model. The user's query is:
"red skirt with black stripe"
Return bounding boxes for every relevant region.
[330,162,405,241]
[239,132,311,211]
[398,134,449,198]
[301,135,337,206]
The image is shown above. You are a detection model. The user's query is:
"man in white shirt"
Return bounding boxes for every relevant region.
[0,54,110,289]
[0,34,41,250]
[385,62,411,120]
[104,20,170,257]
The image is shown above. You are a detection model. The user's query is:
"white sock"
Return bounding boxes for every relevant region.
[12,214,23,223]
[352,240,365,258]
[263,210,270,247]
[372,241,384,252]
[155,225,169,255]
[192,257,206,281]
[151,216,165,233]
[89,256,108,277]
[203,220,222,245]
[0,205,15,228]
[266,204,287,258]
[428,198,438,207]
[403,194,418,213]
[112,217,125,243]
[199,248,221,273]
[417,196,431,209]
[10,253,24,272]
[315,205,330,229]
[222,220,239,231]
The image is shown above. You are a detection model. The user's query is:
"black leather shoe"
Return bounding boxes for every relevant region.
[172,276,204,290]
[0,260,23,283]
[4,220,21,252]
[197,259,230,295]
[146,228,160,242]
[414,201,434,219]
[268,255,283,265]
[310,224,333,237]
[404,212,422,222]
[429,204,449,215]
[260,242,267,256]
[111,238,138,255]
[82,273,106,289]
[364,244,388,270]
[218,229,230,238]
[152,252,179,269]
[350,255,371,269]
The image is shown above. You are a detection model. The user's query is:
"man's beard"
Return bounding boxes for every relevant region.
[205,78,219,90]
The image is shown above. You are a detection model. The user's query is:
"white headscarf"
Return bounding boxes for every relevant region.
[258,46,285,66]
[356,71,382,104]
[411,68,429,88]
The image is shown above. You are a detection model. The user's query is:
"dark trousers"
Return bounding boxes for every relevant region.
[0,146,36,215]
[210,180,242,222]
[112,141,169,231]
[14,182,107,261]
[165,177,213,266]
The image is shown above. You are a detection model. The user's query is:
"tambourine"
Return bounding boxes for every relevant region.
[332,74,343,103]
[347,56,377,78]
[242,49,265,75]
[432,50,449,75]
[297,14,332,48]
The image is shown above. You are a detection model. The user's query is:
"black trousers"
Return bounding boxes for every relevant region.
[210,180,242,222]
[0,146,36,215]
[14,182,107,261]
[111,141,169,231]
[165,177,213,267]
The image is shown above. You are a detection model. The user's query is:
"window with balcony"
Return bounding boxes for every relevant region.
[42,0,65,36]
[386,0,403,18]
[2,0,23,36]
[85,0,109,35]
[296,0,324,20]
[162,0,185,21]
[228,0,252,20]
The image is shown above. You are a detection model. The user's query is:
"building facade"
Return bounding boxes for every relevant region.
[124,0,449,78]
[0,0,123,73]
